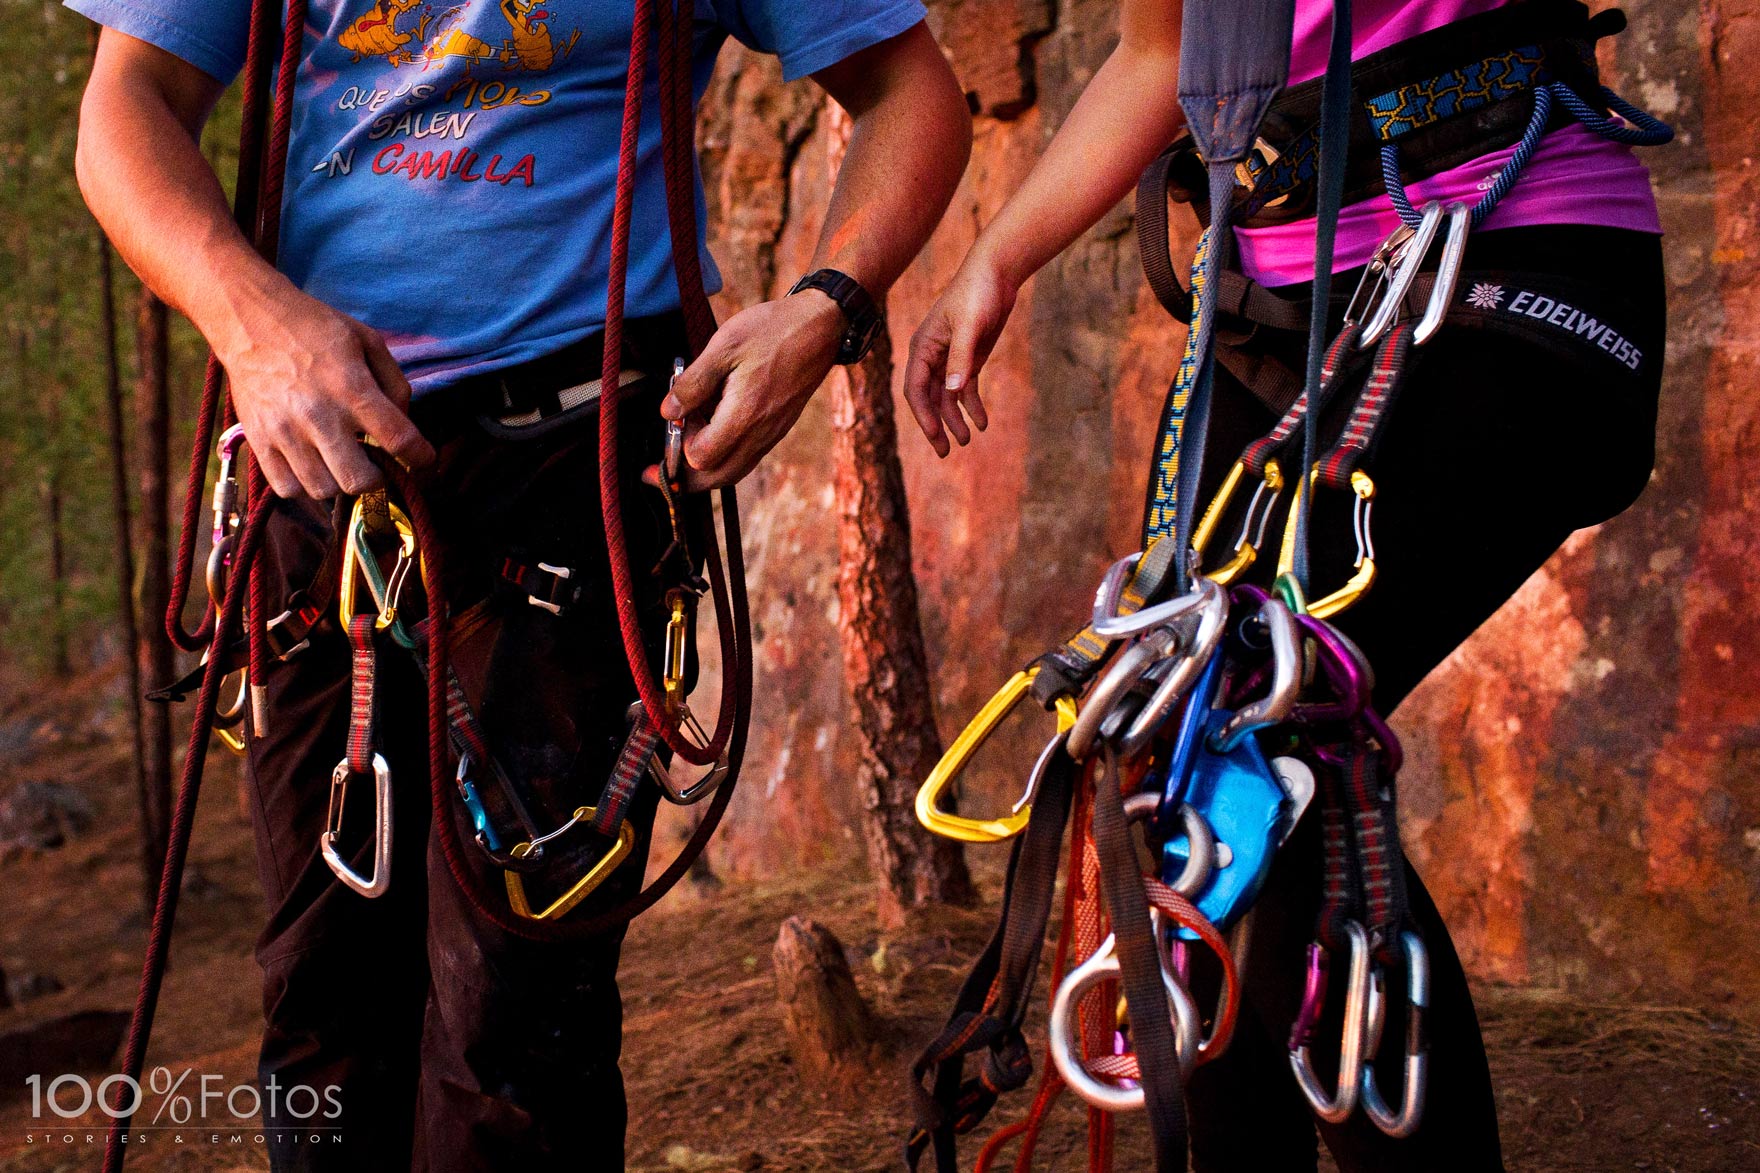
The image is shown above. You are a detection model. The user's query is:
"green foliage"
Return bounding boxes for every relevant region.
[0,0,239,673]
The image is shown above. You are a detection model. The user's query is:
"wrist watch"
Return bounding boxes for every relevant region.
[787,268,884,365]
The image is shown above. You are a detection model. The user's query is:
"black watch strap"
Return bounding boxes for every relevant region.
[788,268,884,365]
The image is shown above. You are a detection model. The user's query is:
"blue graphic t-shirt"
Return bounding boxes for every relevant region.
[68,0,926,393]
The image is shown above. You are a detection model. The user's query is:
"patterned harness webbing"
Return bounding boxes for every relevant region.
[1316,320,1415,490]
[1363,43,1549,141]
[1237,39,1558,220]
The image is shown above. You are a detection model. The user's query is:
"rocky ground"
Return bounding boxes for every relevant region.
[1,669,1757,1172]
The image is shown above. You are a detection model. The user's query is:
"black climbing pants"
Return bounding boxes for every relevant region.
[1183,225,1666,1172]
[242,351,680,1172]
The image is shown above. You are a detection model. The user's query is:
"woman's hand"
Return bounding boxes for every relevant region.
[903,256,1014,457]
[219,279,435,500]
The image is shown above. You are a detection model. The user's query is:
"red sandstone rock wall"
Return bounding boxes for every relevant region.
[690,0,1760,1012]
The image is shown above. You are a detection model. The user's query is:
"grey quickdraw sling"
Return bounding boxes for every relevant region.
[907,1,1671,1170]
[104,2,752,1169]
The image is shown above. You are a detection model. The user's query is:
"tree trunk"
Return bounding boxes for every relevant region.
[135,290,173,888]
[43,270,71,677]
[99,235,153,913]
[772,917,874,1092]
[825,105,974,928]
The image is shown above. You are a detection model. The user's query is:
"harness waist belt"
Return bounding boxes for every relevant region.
[1160,0,1618,228]
[414,311,686,442]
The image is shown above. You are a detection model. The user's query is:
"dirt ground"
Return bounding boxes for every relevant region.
[1,672,1757,1172]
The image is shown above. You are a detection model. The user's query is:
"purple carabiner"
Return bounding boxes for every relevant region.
[1288,941,1331,1052]
[1293,614,1371,723]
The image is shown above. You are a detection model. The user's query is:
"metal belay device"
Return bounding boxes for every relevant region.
[905,1,1672,1170]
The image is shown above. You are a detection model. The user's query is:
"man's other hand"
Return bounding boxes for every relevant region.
[220,283,436,500]
[657,291,845,490]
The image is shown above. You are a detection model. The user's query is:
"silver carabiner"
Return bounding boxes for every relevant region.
[664,358,687,484]
[1210,594,1301,752]
[1115,577,1229,760]
[1048,930,1203,1113]
[1359,202,1444,348]
[1091,553,1210,641]
[1289,919,1372,1123]
[321,754,394,899]
[1124,791,1217,898]
[1066,625,1180,761]
[1361,931,1431,1138]
[1413,201,1471,346]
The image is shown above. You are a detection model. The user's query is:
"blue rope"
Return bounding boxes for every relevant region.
[1553,84,1675,146]
[1380,81,1672,229]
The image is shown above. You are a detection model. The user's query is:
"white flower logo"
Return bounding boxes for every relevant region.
[1467,282,1506,310]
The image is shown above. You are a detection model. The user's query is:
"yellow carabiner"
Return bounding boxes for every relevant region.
[914,667,1079,844]
[661,589,692,719]
[1277,467,1377,619]
[503,810,637,921]
[1192,459,1285,586]
[339,497,422,631]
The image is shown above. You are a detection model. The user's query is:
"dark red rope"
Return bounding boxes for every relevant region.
[164,0,279,651]
[103,497,273,1172]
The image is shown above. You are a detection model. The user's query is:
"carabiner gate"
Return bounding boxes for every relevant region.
[914,666,1079,843]
[1289,920,1372,1123]
[321,753,394,899]
[1361,931,1431,1138]
[503,808,638,921]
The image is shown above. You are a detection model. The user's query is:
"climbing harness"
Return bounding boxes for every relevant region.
[908,1,1671,1170]
[103,1,751,1168]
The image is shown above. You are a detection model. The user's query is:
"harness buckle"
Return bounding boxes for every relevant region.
[526,561,581,616]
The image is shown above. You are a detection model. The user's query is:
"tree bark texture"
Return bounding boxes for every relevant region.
[824,105,974,927]
[134,290,172,889]
[99,235,152,913]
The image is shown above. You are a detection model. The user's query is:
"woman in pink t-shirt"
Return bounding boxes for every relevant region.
[906,2,1667,1169]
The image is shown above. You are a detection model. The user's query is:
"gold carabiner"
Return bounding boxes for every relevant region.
[339,497,422,630]
[503,811,637,921]
[1192,459,1285,586]
[1277,467,1377,619]
[914,667,1079,844]
[661,588,692,719]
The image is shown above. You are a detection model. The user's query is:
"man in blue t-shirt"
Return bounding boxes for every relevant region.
[72,1,969,1167]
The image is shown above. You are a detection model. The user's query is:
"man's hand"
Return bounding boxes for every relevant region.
[76,30,433,500]
[219,279,435,500]
[658,291,844,490]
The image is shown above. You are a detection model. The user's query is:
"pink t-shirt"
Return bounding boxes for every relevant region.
[1233,0,1662,287]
